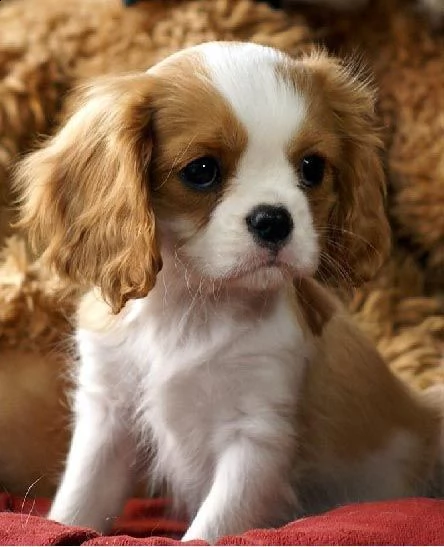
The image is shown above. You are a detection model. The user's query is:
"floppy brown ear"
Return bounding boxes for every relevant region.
[307,53,391,288]
[15,73,162,314]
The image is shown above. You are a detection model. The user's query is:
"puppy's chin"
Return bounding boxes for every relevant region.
[224,266,290,292]
[225,265,304,292]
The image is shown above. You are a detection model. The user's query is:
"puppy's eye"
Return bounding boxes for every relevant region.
[179,156,221,191]
[299,154,326,188]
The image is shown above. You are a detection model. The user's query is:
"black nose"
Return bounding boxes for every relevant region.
[246,205,293,248]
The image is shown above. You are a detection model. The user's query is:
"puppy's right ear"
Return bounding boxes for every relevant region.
[15,73,162,314]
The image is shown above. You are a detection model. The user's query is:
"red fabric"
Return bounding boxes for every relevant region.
[0,495,443,545]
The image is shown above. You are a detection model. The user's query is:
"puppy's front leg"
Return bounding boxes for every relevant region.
[48,380,135,532]
[182,438,295,542]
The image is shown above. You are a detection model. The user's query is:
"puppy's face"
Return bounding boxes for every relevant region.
[151,44,323,290]
[16,42,390,312]
[150,43,389,292]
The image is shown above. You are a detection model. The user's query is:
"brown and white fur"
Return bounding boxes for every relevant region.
[15,42,443,542]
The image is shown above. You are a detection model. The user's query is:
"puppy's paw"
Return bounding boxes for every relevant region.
[182,527,213,543]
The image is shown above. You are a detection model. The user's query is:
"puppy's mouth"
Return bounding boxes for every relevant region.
[225,251,296,283]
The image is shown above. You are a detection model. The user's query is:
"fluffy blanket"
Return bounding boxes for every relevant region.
[1,495,444,545]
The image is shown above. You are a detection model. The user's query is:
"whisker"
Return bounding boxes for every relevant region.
[20,476,44,528]
[319,250,354,290]
[316,226,382,256]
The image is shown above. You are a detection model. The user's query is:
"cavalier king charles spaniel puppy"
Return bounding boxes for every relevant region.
[16,42,443,542]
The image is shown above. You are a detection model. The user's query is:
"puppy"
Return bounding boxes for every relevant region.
[16,42,443,541]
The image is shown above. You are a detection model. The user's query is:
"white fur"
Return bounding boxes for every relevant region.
[50,255,308,539]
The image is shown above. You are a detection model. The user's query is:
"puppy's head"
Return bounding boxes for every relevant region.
[16,42,390,313]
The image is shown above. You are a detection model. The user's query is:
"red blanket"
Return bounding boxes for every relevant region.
[0,495,443,545]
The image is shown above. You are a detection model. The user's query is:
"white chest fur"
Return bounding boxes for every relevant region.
[76,278,310,516]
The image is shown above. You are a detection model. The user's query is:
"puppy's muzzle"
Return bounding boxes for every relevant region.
[246,204,293,249]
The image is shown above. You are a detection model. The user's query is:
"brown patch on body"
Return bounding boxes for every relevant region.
[299,312,440,478]
[289,275,440,493]
[290,281,441,491]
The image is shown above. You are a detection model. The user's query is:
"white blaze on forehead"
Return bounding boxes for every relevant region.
[198,42,307,149]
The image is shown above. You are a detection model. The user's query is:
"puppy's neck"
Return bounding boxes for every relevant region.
[150,251,284,318]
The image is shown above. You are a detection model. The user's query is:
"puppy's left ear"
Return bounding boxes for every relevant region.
[308,53,391,288]
[14,73,162,313]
